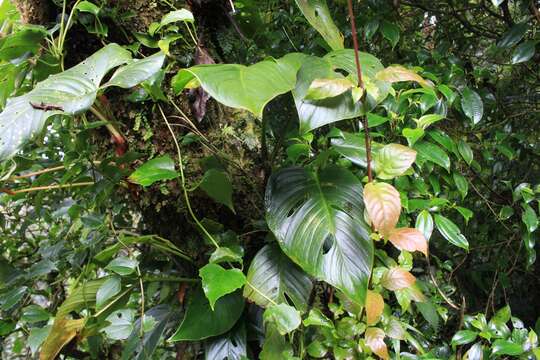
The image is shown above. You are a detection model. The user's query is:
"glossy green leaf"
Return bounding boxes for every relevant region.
[373,143,416,180]
[414,141,450,171]
[458,140,474,165]
[497,22,529,48]
[0,43,154,161]
[451,330,478,346]
[129,155,178,187]
[160,9,194,26]
[106,257,138,276]
[0,27,47,61]
[294,0,344,50]
[28,326,51,355]
[512,40,537,64]
[499,206,514,220]
[381,21,400,48]
[121,304,174,360]
[169,288,244,341]
[415,210,434,241]
[522,204,538,233]
[0,286,27,310]
[263,303,301,335]
[331,131,383,168]
[416,114,445,130]
[199,263,246,310]
[209,246,244,264]
[492,339,524,355]
[105,51,166,88]
[199,169,235,212]
[21,305,50,323]
[403,127,425,146]
[265,166,373,305]
[243,244,312,311]
[461,87,483,125]
[456,207,474,224]
[260,325,293,360]
[205,323,247,360]
[365,113,390,128]
[434,214,469,250]
[172,53,304,117]
[76,1,100,15]
[96,276,121,310]
[453,173,469,199]
[303,308,333,328]
[464,342,484,360]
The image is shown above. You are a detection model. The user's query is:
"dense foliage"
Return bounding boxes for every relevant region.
[0,0,539,359]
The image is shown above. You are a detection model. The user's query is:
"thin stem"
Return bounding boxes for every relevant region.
[346,0,372,182]
[12,182,94,194]
[158,105,220,249]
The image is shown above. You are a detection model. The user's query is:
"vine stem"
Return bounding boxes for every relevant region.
[159,105,220,249]
[347,0,373,182]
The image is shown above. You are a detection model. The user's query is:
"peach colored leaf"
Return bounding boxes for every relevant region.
[366,290,384,325]
[363,182,401,236]
[388,228,428,256]
[381,267,416,291]
[365,327,389,360]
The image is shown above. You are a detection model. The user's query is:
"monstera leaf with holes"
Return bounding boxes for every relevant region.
[265,166,373,304]
[0,44,165,161]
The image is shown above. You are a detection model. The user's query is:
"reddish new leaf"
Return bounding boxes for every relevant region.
[388,228,428,256]
[365,327,389,360]
[366,290,384,325]
[381,267,416,291]
[364,182,401,236]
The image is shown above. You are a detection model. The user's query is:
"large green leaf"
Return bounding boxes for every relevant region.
[294,0,344,50]
[497,22,529,48]
[330,131,383,168]
[294,51,390,133]
[169,288,244,341]
[205,323,247,360]
[243,244,313,311]
[0,26,47,61]
[0,44,164,161]
[171,53,305,117]
[265,166,373,304]
[104,51,166,88]
[263,303,301,335]
[511,40,537,64]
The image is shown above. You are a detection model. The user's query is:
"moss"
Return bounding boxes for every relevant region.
[13,0,51,24]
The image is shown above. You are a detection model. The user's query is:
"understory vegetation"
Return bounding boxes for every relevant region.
[0,0,539,359]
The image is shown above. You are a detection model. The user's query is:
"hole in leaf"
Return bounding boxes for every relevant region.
[322,234,334,254]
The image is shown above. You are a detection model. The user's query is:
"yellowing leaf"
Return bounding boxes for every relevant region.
[381,267,416,291]
[305,78,354,100]
[388,228,428,256]
[364,182,401,236]
[373,144,417,180]
[40,318,85,360]
[375,65,433,88]
[366,290,384,325]
[365,327,389,360]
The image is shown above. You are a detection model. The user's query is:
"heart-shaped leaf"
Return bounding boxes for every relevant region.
[172,53,305,117]
[243,244,312,311]
[266,166,373,304]
[388,228,428,255]
[0,44,164,161]
[364,182,401,236]
[199,263,246,310]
